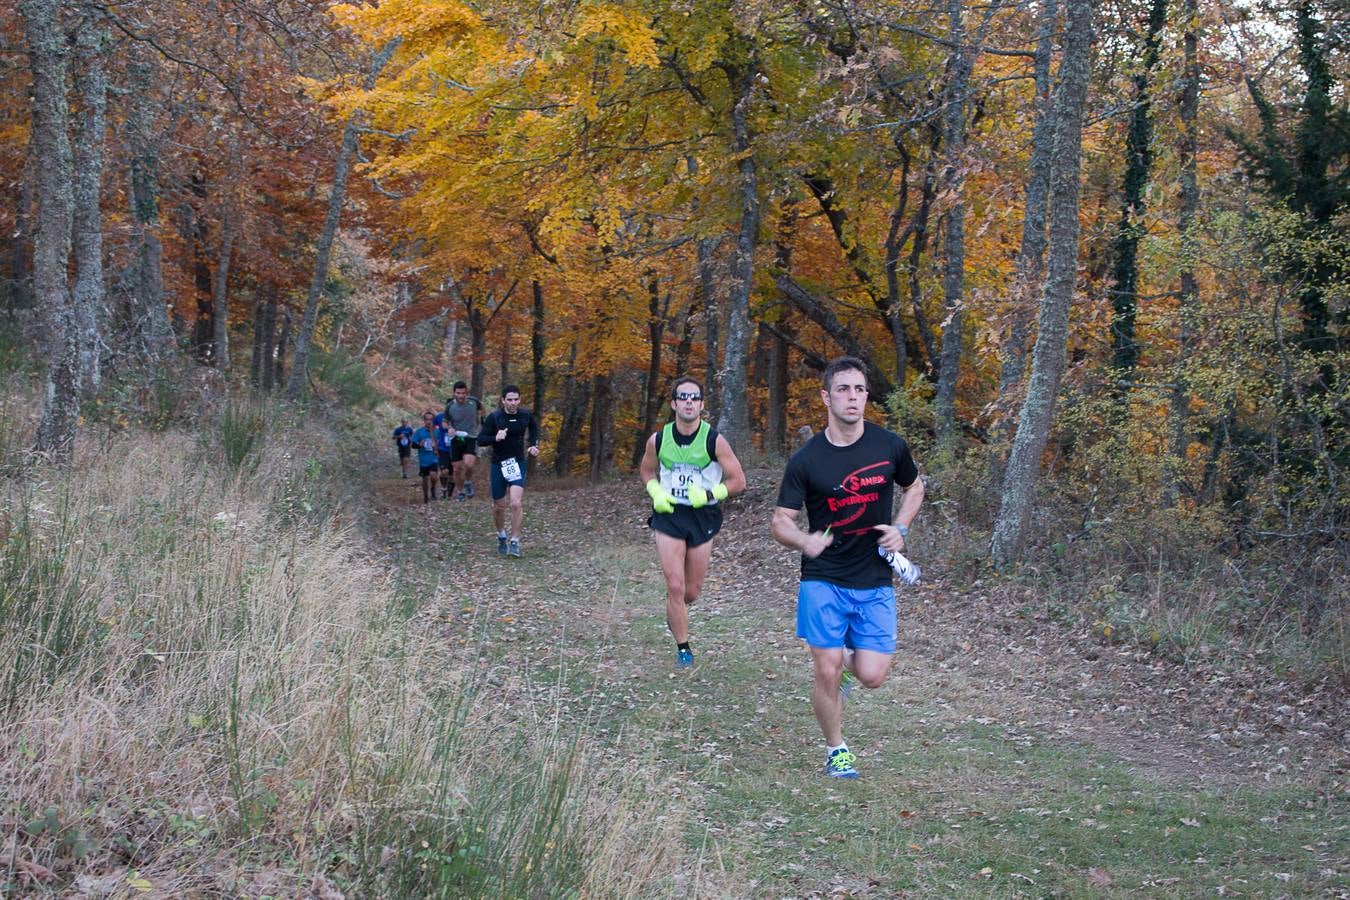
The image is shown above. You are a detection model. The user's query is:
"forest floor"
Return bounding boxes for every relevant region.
[360,453,1347,898]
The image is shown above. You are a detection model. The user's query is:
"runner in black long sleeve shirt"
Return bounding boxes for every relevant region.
[476,385,540,557]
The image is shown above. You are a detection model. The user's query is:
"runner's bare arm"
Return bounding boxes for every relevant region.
[772,506,833,558]
[638,433,659,485]
[874,475,925,552]
[713,434,747,497]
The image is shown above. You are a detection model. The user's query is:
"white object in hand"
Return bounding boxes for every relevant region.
[878,546,921,585]
[455,431,469,438]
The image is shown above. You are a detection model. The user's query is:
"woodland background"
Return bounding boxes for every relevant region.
[1,0,1347,893]
[4,0,1347,562]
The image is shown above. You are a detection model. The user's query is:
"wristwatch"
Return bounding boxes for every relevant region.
[895,523,909,537]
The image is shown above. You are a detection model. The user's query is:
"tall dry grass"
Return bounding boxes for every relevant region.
[1,408,679,896]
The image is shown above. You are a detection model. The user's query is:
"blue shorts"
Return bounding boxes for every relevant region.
[489,459,526,500]
[796,581,896,654]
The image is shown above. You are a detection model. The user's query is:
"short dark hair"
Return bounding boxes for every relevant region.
[502,385,521,399]
[670,376,704,399]
[453,381,467,391]
[822,356,868,391]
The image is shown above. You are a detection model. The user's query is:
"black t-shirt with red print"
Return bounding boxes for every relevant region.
[776,422,919,588]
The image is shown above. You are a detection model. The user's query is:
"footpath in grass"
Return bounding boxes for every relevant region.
[362,457,1347,898]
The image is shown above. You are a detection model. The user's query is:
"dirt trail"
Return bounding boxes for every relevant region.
[362,461,1346,792]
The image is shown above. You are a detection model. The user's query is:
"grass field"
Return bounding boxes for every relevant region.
[368,455,1347,898]
[2,411,1344,897]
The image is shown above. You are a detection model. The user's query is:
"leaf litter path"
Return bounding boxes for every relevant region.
[361,459,1347,897]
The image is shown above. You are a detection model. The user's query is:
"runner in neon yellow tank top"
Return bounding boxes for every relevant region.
[638,377,747,667]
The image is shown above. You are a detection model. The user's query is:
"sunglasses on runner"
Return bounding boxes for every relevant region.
[674,392,702,402]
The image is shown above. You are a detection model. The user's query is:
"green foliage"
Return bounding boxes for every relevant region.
[219,400,268,471]
[312,346,381,410]
[0,490,104,711]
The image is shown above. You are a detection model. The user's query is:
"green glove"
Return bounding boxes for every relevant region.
[688,482,730,508]
[646,478,676,514]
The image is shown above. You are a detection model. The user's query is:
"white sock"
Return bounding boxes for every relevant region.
[498,530,508,538]
[827,742,848,755]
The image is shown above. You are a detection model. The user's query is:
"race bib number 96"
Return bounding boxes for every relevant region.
[500,458,523,481]
[671,464,700,501]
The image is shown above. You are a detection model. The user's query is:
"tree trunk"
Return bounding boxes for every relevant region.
[531,278,546,412]
[990,0,1095,566]
[273,305,291,388]
[498,321,510,389]
[767,321,789,455]
[934,0,973,453]
[907,130,943,376]
[776,273,895,399]
[996,0,1059,413]
[25,0,78,461]
[635,274,665,468]
[587,373,612,481]
[698,235,719,416]
[675,294,695,375]
[883,146,912,387]
[468,306,487,398]
[122,47,172,362]
[6,133,36,310]
[286,39,398,398]
[1108,0,1168,378]
[71,17,107,397]
[211,215,237,373]
[444,313,458,365]
[716,62,761,449]
[250,295,266,388]
[1165,0,1200,506]
[186,172,214,362]
[261,290,277,391]
[554,343,591,475]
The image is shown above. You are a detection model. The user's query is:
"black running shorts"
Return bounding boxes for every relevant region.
[649,503,723,548]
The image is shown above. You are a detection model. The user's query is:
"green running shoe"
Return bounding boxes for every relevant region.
[824,747,860,779]
[507,539,521,558]
[839,669,857,704]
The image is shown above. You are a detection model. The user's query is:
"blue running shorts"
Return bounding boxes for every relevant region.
[489,459,526,500]
[796,581,897,654]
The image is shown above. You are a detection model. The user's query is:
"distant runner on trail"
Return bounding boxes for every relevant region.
[411,411,441,504]
[393,418,413,479]
[477,386,539,558]
[638,377,746,668]
[771,356,925,779]
[444,381,482,501]
[434,414,455,497]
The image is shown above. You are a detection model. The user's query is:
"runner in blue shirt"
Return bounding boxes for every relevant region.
[411,411,441,503]
[435,416,456,497]
[392,418,414,479]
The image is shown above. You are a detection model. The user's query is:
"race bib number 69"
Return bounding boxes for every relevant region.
[500,458,523,481]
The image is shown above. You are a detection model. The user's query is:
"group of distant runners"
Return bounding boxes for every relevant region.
[391,357,925,779]
[392,381,540,558]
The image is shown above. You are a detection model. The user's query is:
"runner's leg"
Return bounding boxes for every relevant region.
[850,649,894,689]
[809,645,846,747]
[654,531,691,643]
[508,484,524,539]
[462,453,476,495]
[681,538,713,605]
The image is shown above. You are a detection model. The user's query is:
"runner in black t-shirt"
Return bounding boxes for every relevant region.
[476,385,540,558]
[771,356,925,779]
